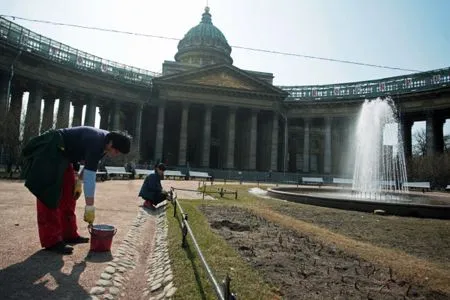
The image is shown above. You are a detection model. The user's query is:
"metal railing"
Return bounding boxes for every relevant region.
[168,188,237,300]
[0,17,160,86]
[279,67,450,101]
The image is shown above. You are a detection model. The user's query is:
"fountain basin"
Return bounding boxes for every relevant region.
[267,187,450,219]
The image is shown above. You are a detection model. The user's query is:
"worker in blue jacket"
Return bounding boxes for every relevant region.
[138,163,168,209]
[21,126,131,254]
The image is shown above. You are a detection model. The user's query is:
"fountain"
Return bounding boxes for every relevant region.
[267,98,450,219]
[352,97,408,197]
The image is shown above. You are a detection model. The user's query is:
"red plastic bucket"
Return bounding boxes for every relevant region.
[88,224,117,252]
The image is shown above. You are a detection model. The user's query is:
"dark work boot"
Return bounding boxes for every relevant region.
[44,241,73,254]
[143,200,156,210]
[65,236,90,244]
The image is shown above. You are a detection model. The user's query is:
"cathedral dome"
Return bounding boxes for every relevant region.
[175,7,233,65]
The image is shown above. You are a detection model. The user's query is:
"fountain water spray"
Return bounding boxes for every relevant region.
[352,97,408,200]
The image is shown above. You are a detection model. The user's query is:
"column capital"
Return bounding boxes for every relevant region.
[181,102,190,109]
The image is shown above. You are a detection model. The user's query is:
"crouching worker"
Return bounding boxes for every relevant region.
[139,163,168,209]
[21,126,131,254]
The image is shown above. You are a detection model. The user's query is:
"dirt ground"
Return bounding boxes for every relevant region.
[200,202,450,300]
[0,179,151,299]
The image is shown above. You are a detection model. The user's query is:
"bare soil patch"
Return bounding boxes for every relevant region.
[267,199,450,270]
[200,205,450,300]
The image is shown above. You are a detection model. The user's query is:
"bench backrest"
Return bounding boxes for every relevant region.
[403,182,430,188]
[165,170,185,177]
[333,178,353,184]
[190,171,211,178]
[135,169,154,175]
[379,180,395,186]
[302,177,323,183]
[105,166,128,173]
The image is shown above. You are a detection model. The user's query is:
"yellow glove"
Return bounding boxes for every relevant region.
[84,205,95,225]
[73,178,82,200]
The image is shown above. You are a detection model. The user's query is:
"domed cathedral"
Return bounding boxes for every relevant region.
[142,7,288,171]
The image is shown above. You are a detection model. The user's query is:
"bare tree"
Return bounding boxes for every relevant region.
[1,108,26,176]
[412,128,427,157]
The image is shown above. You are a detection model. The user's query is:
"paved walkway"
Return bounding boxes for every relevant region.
[0,179,205,299]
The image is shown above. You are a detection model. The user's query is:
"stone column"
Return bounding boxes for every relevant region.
[324,116,332,174]
[225,107,236,169]
[248,109,258,170]
[154,105,165,163]
[23,82,43,142]
[72,103,83,127]
[425,111,442,156]
[178,103,189,166]
[270,112,279,171]
[303,118,311,173]
[201,105,212,167]
[427,115,445,155]
[435,118,445,154]
[56,91,71,129]
[84,96,97,127]
[400,118,413,158]
[41,97,55,133]
[6,86,23,146]
[110,101,121,130]
[99,106,110,130]
[134,103,143,158]
[0,72,9,126]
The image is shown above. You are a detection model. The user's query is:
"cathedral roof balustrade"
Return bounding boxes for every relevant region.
[0,17,160,87]
[279,67,450,101]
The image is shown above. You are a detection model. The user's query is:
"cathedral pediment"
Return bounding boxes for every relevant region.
[184,70,259,90]
[153,63,287,96]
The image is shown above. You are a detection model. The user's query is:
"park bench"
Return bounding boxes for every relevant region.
[79,165,108,181]
[302,177,324,186]
[189,171,211,180]
[105,166,132,179]
[164,170,186,180]
[332,178,353,186]
[403,181,431,192]
[135,169,154,178]
[380,180,396,188]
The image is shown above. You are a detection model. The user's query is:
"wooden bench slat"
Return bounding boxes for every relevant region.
[402,182,430,189]
[189,171,211,178]
[333,178,353,184]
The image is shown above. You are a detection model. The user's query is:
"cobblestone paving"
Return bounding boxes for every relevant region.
[86,179,211,300]
[85,206,176,300]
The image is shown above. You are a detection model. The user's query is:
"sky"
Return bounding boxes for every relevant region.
[2,0,450,134]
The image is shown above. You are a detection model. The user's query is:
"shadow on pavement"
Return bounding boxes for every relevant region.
[85,251,113,263]
[0,250,89,299]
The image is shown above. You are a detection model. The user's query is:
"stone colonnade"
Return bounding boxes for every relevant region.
[146,103,280,171]
[0,75,143,156]
[286,115,447,175]
[1,74,447,172]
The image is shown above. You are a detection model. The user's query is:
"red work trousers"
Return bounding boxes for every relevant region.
[36,164,80,248]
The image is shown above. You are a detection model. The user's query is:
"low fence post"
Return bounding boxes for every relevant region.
[181,213,188,248]
[222,274,237,300]
[173,199,177,217]
[202,182,206,200]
